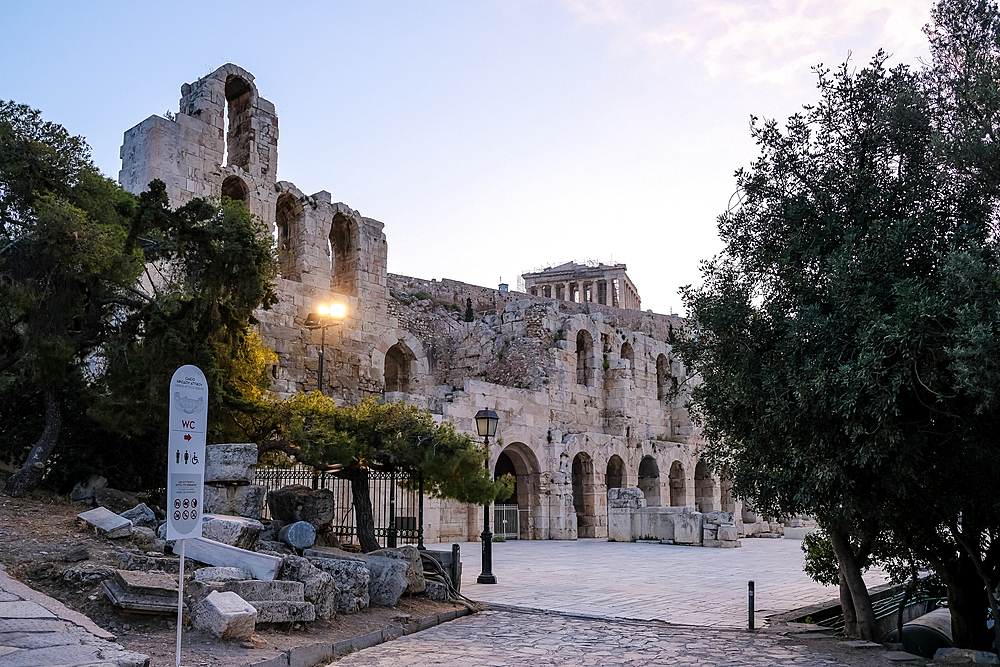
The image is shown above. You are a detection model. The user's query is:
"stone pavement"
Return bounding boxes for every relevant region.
[450,537,889,628]
[0,563,148,667]
[327,609,863,666]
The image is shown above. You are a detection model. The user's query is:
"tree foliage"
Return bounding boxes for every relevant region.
[675,5,1000,645]
[260,394,512,552]
[0,101,278,495]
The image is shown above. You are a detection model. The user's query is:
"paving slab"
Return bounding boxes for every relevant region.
[444,536,889,628]
[0,603,53,620]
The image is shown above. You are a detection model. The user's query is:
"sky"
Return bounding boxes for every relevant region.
[2,1,934,315]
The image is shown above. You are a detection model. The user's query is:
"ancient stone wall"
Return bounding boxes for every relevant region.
[120,64,734,544]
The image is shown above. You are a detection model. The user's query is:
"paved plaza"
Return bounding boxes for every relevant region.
[328,609,863,667]
[450,537,889,628]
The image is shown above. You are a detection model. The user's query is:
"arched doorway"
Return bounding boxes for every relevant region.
[275,193,302,280]
[576,330,593,385]
[329,212,359,295]
[494,443,541,539]
[384,342,412,393]
[606,455,625,490]
[694,460,716,512]
[572,452,598,538]
[669,460,686,507]
[224,74,253,170]
[637,455,660,507]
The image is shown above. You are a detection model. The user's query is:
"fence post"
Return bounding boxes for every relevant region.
[451,543,461,593]
[388,470,397,549]
[417,473,425,550]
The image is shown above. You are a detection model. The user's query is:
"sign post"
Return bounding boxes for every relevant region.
[167,365,207,667]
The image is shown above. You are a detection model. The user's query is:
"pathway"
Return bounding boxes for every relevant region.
[0,563,148,667]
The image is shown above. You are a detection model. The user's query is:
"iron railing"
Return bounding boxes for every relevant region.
[255,464,424,549]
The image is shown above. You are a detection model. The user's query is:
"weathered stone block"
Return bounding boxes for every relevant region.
[607,487,645,509]
[267,485,335,532]
[279,521,317,550]
[307,557,370,614]
[203,484,267,520]
[370,546,425,595]
[204,443,258,484]
[193,591,257,640]
[424,580,449,601]
[194,567,252,582]
[717,525,739,541]
[77,506,133,539]
[120,503,157,529]
[357,553,407,606]
[672,512,703,545]
[185,537,282,581]
[223,579,304,602]
[70,474,107,502]
[279,555,338,620]
[201,514,263,551]
[250,600,315,623]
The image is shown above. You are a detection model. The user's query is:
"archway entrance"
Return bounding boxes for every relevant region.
[606,455,625,490]
[637,455,660,507]
[669,461,686,507]
[720,478,735,513]
[694,460,716,512]
[494,443,541,539]
[384,343,412,393]
[572,452,598,538]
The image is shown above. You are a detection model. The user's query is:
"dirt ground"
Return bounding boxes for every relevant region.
[0,492,927,667]
[0,492,464,667]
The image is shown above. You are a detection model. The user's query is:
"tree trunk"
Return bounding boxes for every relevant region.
[830,526,878,640]
[839,571,859,638]
[3,388,61,498]
[347,467,380,553]
[938,551,992,649]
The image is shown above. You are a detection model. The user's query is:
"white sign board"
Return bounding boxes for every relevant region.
[166,365,208,541]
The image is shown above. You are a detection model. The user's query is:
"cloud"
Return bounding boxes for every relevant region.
[561,0,932,83]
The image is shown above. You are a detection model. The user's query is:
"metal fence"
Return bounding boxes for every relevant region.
[494,504,520,540]
[255,464,424,549]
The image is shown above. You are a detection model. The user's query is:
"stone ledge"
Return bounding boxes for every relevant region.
[245,606,475,667]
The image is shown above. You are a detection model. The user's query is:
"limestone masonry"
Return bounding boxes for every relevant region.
[119,64,755,544]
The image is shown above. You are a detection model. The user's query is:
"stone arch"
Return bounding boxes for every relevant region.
[572,452,598,538]
[221,175,249,203]
[694,460,716,512]
[329,206,361,296]
[637,455,661,507]
[275,192,303,280]
[494,442,542,540]
[606,454,625,490]
[372,329,429,394]
[576,329,594,386]
[669,460,686,507]
[621,341,635,381]
[224,73,254,170]
[384,342,413,393]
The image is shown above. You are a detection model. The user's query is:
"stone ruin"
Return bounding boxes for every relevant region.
[75,443,450,642]
[118,63,822,546]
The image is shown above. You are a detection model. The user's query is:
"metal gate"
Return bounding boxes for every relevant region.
[493,504,520,540]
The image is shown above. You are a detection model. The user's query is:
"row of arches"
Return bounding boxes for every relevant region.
[492,442,734,539]
[575,330,678,401]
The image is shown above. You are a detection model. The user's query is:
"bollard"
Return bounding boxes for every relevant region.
[452,543,461,593]
[748,580,755,631]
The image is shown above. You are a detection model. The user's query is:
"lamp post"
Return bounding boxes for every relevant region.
[475,407,499,584]
[304,303,346,395]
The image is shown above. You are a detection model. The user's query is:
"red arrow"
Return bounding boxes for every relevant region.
[184,434,192,441]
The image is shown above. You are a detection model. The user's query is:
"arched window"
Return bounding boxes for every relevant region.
[656,354,676,402]
[576,330,593,385]
[224,75,253,170]
[384,343,411,393]
[221,175,249,203]
[329,212,358,295]
[621,342,635,381]
[572,452,597,537]
[275,193,302,280]
[694,460,716,512]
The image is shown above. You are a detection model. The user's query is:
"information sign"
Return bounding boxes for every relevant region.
[166,365,207,541]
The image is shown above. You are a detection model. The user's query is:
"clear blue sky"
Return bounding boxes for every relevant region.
[2,1,932,315]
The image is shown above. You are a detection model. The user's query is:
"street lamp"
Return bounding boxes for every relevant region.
[475,407,499,584]
[304,303,346,395]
